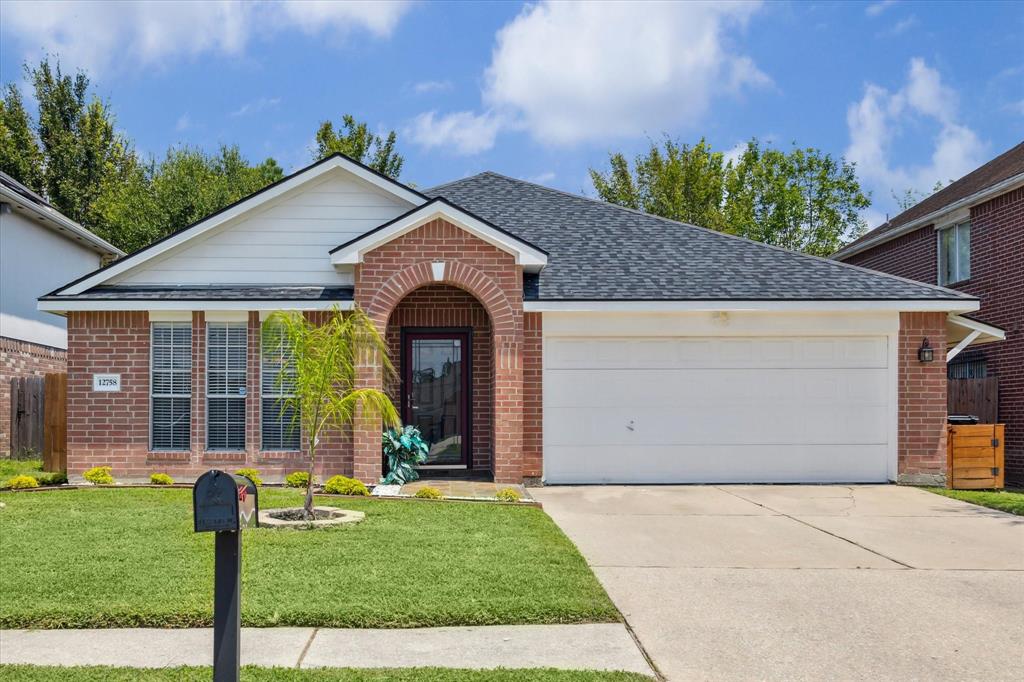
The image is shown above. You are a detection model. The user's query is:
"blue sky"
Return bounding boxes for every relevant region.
[2,0,1022,226]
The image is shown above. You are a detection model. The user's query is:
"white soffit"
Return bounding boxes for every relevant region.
[947,313,1005,346]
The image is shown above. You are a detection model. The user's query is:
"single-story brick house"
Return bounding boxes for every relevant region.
[40,154,1003,485]
[834,141,1022,484]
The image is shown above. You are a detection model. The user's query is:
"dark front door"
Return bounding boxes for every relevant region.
[401,329,471,468]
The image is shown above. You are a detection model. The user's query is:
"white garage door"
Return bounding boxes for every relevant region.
[543,335,891,483]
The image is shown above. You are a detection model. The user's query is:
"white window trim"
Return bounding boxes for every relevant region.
[150,321,191,451]
[260,321,301,452]
[206,321,248,452]
[937,220,971,286]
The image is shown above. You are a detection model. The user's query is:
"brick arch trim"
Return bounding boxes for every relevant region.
[363,260,518,336]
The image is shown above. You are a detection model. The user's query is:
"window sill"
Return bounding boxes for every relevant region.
[939,278,971,287]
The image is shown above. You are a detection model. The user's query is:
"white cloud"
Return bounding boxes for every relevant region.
[0,0,412,75]
[845,58,987,214]
[406,111,503,156]
[230,97,282,117]
[866,1,897,17]
[175,114,191,132]
[413,80,454,94]
[877,15,918,38]
[482,1,768,146]
[526,171,556,184]
[409,1,768,154]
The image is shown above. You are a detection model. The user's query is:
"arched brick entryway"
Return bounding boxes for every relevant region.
[351,218,525,483]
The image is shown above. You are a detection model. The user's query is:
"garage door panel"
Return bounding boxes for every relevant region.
[545,404,887,446]
[545,368,888,408]
[543,332,892,483]
[542,444,889,484]
[545,337,887,370]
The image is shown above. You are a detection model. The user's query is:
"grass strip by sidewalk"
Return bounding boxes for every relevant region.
[0,488,618,629]
[925,487,1024,515]
[0,667,650,681]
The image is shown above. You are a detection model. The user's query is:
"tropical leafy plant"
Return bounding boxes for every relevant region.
[262,306,399,517]
[381,425,429,485]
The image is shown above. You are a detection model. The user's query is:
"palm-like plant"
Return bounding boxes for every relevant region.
[262,306,399,518]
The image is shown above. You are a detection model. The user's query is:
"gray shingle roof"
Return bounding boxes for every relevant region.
[426,172,974,301]
[43,286,353,301]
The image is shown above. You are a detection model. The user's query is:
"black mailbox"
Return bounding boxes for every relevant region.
[193,469,259,533]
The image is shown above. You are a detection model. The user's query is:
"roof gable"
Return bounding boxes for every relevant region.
[329,197,548,269]
[51,154,427,296]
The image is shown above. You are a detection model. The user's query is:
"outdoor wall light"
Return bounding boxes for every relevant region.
[918,338,934,363]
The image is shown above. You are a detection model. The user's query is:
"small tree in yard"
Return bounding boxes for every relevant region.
[262,306,399,518]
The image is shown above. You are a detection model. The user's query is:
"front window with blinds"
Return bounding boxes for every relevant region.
[151,322,191,450]
[207,323,247,450]
[261,322,300,450]
[938,221,971,285]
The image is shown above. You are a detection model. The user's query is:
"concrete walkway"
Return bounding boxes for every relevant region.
[534,485,1024,681]
[0,623,654,675]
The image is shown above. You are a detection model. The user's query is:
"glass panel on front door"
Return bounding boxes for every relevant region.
[405,333,469,467]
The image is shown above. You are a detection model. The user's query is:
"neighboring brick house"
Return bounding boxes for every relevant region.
[0,172,124,455]
[41,153,992,485]
[835,142,1022,485]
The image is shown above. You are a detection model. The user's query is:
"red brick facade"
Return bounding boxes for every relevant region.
[355,218,526,483]
[847,186,1024,484]
[1,336,67,455]
[897,312,948,484]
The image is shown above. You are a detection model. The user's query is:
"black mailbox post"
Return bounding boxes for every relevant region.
[193,470,258,682]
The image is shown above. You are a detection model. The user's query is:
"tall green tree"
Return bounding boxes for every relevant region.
[0,83,43,190]
[314,114,403,178]
[591,138,870,256]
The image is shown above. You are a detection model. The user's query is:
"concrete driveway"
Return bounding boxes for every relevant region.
[533,485,1024,681]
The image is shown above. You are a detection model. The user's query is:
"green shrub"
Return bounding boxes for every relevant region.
[495,487,521,502]
[4,474,39,489]
[285,470,314,488]
[234,468,262,486]
[414,486,443,500]
[83,466,114,485]
[381,425,429,485]
[35,471,68,486]
[323,475,369,496]
[149,473,174,486]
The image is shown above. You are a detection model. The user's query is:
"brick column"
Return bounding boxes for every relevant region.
[492,335,524,483]
[898,311,948,485]
[352,349,383,483]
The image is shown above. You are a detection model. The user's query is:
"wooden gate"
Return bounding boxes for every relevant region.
[8,373,67,471]
[947,423,1004,490]
[947,377,999,423]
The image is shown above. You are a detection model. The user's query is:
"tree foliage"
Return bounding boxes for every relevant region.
[262,307,400,516]
[315,114,404,178]
[590,137,870,256]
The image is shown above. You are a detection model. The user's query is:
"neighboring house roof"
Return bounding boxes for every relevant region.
[425,171,974,302]
[0,171,125,257]
[833,141,1024,260]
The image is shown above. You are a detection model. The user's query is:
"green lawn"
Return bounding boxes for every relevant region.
[925,487,1024,515]
[0,458,43,484]
[0,488,617,629]
[0,667,649,682]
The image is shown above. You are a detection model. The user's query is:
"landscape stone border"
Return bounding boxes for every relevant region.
[258,506,365,529]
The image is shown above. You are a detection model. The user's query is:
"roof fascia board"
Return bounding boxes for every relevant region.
[54,155,427,296]
[947,313,1006,340]
[0,184,125,257]
[524,299,980,313]
[39,299,354,313]
[835,172,1024,260]
[330,201,548,268]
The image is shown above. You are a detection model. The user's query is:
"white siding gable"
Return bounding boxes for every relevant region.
[110,171,413,286]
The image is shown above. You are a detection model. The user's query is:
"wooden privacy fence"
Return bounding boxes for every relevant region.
[947,423,1004,490]
[948,377,999,424]
[8,373,67,472]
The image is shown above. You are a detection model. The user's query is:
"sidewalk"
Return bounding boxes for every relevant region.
[0,623,653,675]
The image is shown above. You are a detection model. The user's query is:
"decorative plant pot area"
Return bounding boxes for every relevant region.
[258,506,365,529]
